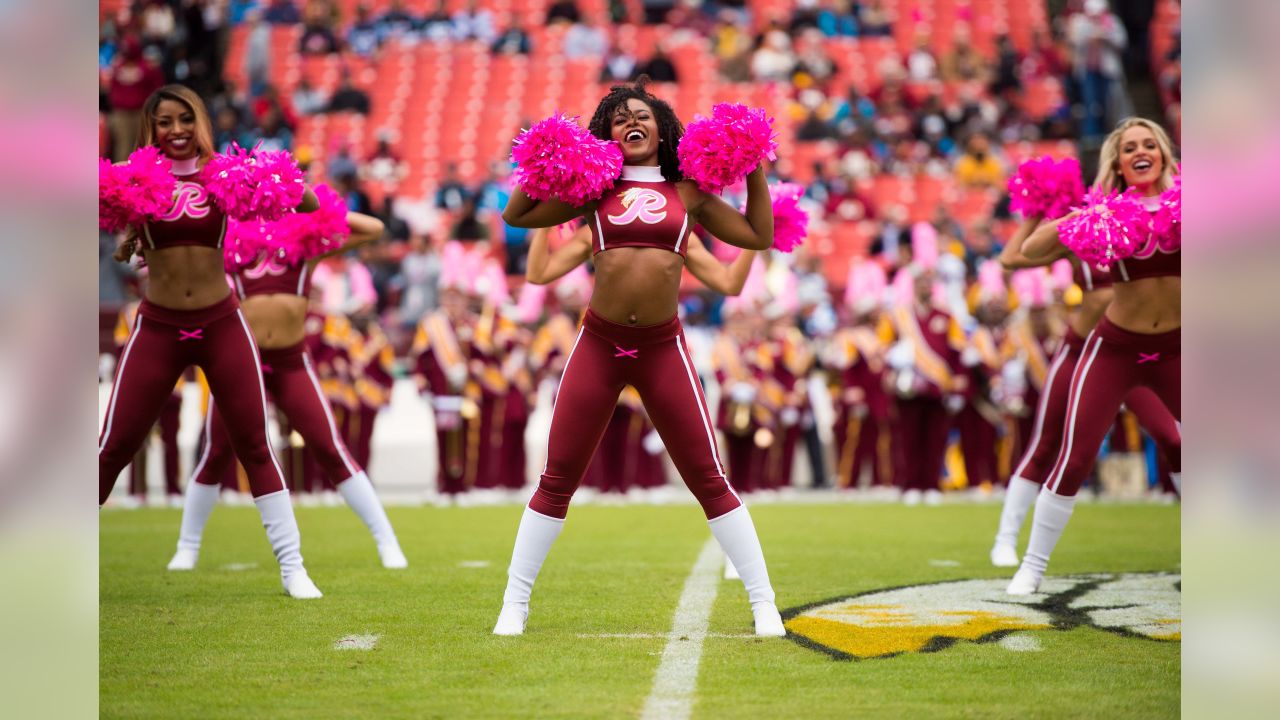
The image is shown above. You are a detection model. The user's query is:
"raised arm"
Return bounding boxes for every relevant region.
[502,185,588,229]
[308,212,385,264]
[526,224,593,285]
[1022,211,1080,263]
[683,233,758,295]
[1000,216,1069,268]
[682,165,773,251]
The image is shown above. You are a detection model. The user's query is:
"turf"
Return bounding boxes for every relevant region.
[100,502,1179,719]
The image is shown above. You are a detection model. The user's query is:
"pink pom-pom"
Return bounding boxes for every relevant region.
[678,103,778,194]
[264,183,351,265]
[1059,188,1151,270]
[511,114,624,207]
[201,143,306,222]
[1007,156,1085,220]
[99,146,177,233]
[223,218,272,273]
[1150,174,1181,249]
[768,183,809,253]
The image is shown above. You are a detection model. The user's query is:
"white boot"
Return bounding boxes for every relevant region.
[991,476,1040,567]
[723,554,740,580]
[494,506,565,635]
[708,506,782,636]
[751,601,786,637]
[337,471,407,569]
[1170,472,1181,496]
[1007,488,1076,596]
[168,482,221,571]
[254,489,322,599]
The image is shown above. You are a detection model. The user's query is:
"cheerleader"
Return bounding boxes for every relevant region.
[99,85,323,599]
[991,125,1182,570]
[493,80,783,636]
[1006,118,1180,593]
[167,210,409,571]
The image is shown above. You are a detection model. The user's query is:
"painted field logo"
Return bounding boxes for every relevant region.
[783,572,1180,660]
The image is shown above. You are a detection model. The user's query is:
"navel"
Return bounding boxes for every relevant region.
[628,314,638,325]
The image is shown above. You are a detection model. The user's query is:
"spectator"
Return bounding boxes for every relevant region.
[436,163,471,211]
[251,108,294,153]
[990,34,1022,98]
[213,106,254,153]
[378,196,412,242]
[292,76,329,115]
[600,44,638,83]
[451,197,490,244]
[106,34,166,161]
[312,254,378,316]
[1023,28,1069,83]
[916,95,956,156]
[790,0,822,34]
[263,0,302,25]
[545,0,582,25]
[816,0,860,37]
[140,0,176,49]
[830,86,876,135]
[751,30,797,82]
[299,5,341,55]
[208,80,251,129]
[363,134,409,186]
[564,14,608,59]
[962,221,1003,276]
[641,0,676,25]
[348,4,381,57]
[244,11,271,96]
[870,204,911,264]
[796,108,834,141]
[419,0,453,43]
[490,15,531,55]
[824,173,877,223]
[940,29,990,84]
[859,0,893,37]
[229,0,260,25]
[327,142,359,182]
[1067,0,1128,143]
[906,31,938,82]
[327,73,372,114]
[953,132,1004,189]
[396,234,442,328]
[793,28,837,86]
[452,0,496,44]
[252,85,299,130]
[931,205,966,245]
[376,0,419,44]
[335,173,375,214]
[636,45,679,83]
[711,11,752,82]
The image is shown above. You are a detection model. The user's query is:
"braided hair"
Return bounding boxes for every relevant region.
[587,76,684,183]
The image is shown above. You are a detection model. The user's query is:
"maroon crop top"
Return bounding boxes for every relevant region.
[1113,199,1181,282]
[590,165,691,257]
[1073,258,1113,292]
[234,252,312,299]
[142,157,227,251]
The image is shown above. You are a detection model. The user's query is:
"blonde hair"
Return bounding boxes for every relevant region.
[137,84,216,163]
[1094,117,1178,194]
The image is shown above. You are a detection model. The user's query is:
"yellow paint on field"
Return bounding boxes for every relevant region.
[786,612,1051,659]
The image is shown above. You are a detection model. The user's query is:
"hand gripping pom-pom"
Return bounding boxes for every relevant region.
[1059,188,1151,270]
[511,114,624,207]
[98,146,177,233]
[201,143,306,222]
[1150,174,1181,250]
[678,103,778,194]
[741,183,809,253]
[1007,156,1085,220]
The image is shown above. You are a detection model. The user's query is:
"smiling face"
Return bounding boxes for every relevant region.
[611,98,660,165]
[1116,125,1164,193]
[153,99,199,161]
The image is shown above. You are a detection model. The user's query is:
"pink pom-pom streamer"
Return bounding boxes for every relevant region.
[222,218,272,273]
[765,183,809,253]
[1059,188,1151,270]
[201,143,306,222]
[264,184,350,266]
[678,103,778,194]
[98,146,177,233]
[1007,156,1085,220]
[511,114,623,207]
[1150,174,1181,249]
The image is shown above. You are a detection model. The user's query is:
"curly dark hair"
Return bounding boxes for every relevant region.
[587,76,684,182]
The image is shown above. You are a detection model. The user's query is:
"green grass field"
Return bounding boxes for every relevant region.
[101,502,1180,719]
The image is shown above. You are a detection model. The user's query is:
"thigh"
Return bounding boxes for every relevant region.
[1144,350,1181,421]
[1045,335,1134,493]
[271,357,361,477]
[1124,384,1180,447]
[542,329,625,480]
[191,398,237,484]
[198,312,272,433]
[100,317,188,453]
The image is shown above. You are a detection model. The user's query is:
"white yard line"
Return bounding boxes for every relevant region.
[639,538,722,720]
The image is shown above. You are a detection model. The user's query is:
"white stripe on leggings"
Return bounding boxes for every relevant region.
[541,327,586,475]
[188,397,217,484]
[99,316,145,454]
[1010,341,1070,481]
[233,310,289,485]
[1045,332,1103,494]
[302,352,361,478]
[675,335,735,502]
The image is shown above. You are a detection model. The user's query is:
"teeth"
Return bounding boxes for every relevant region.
[626,131,644,142]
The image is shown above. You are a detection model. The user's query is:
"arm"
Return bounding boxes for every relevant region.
[295,186,320,213]
[1022,212,1079,263]
[683,233,758,295]
[999,216,1069,268]
[684,165,773,251]
[501,185,588,228]
[308,212,386,264]
[525,224,593,285]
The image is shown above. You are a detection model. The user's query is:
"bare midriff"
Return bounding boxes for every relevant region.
[589,247,685,325]
[141,246,232,309]
[241,294,309,348]
[1107,276,1181,333]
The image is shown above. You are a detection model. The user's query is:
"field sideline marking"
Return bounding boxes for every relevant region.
[640,538,722,720]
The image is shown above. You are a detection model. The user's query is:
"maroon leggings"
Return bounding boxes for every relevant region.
[193,342,361,490]
[1045,318,1181,496]
[1012,327,1181,487]
[529,309,741,520]
[99,295,286,504]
